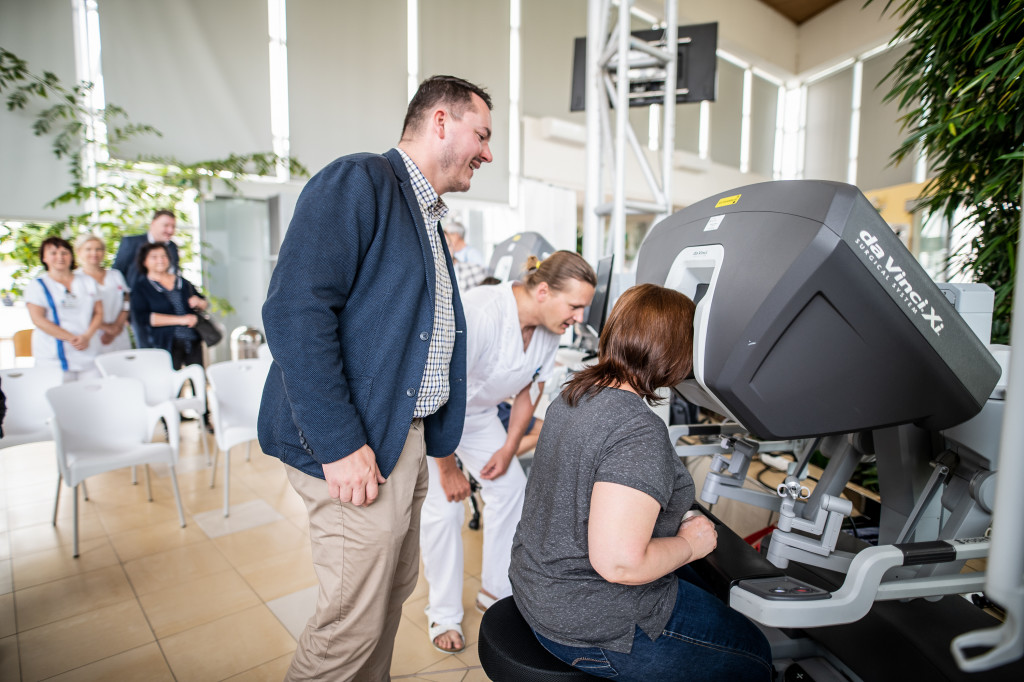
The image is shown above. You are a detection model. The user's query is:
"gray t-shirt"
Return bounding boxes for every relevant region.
[510,388,695,653]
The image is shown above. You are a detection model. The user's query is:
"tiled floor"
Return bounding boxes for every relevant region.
[0,423,490,681]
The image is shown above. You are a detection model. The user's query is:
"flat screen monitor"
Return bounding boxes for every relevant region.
[570,23,718,111]
[585,255,615,336]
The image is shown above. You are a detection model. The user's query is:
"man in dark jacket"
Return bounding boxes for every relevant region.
[259,75,493,680]
[112,209,180,344]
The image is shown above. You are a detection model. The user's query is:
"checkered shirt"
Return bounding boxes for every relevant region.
[397,148,456,417]
[454,261,489,291]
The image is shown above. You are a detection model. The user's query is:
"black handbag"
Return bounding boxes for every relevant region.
[192,308,224,346]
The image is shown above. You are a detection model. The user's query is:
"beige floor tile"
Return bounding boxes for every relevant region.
[237,545,317,602]
[139,568,262,638]
[6,495,97,531]
[418,656,479,677]
[160,605,296,682]
[17,599,154,682]
[3,479,57,509]
[0,557,11,594]
[108,516,206,563]
[391,614,458,677]
[8,514,106,556]
[181,481,260,515]
[16,564,134,630]
[0,634,19,682]
[454,641,481,668]
[461,667,491,681]
[213,519,307,568]
[46,642,174,682]
[0,592,14,638]
[412,669,469,681]
[95,497,185,535]
[11,536,119,590]
[462,524,484,578]
[123,541,233,595]
[224,652,293,681]
[286,511,311,533]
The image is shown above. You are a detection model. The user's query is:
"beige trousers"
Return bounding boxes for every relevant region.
[285,420,428,681]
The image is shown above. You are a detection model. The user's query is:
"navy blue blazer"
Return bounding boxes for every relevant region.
[112,234,180,287]
[258,149,467,480]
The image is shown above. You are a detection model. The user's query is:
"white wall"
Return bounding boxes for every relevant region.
[521,115,766,209]
[0,0,78,221]
[797,0,902,77]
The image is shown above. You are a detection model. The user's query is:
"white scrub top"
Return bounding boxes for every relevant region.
[86,267,132,353]
[25,273,100,372]
[462,281,560,418]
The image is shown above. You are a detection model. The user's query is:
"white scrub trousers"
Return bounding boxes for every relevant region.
[420,411,527,626]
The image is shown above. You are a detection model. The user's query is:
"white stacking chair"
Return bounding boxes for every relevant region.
[95,348,209,460]
[47,376,186,557]
[0,366,64,448]
[256,342,273,361]
[208,359,270,516]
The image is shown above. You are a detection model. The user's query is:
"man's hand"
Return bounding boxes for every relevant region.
[479,445,515,480]
[437,454,471,502]
[323,444,386,507]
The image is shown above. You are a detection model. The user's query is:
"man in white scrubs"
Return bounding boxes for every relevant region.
[421,250,596,653]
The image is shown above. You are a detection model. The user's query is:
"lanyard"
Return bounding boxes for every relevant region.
[37,278,69,371]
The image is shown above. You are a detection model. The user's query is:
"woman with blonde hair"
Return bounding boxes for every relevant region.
[75,233,132,353]
[421,250,596,653]
[510,283,772,681]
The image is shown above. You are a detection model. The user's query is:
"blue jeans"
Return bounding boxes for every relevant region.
[532,569,772,681]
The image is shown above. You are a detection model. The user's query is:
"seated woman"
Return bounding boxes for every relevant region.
[25,237,103,382]
[130,242,208,368]
[510,283,772,681]
[75,234,131,354]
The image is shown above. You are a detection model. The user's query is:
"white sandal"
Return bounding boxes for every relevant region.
[475,589,498,613]
[427,620,465,654]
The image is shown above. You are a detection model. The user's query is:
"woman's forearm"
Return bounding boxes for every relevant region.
[595,535,696,586]
[151,312,191,327]
[27,303,75,342]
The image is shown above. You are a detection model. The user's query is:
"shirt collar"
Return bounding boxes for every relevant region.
[396,148,448,225]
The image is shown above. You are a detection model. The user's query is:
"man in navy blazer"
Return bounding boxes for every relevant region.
[112,210,180,343]
[259,75,493,680]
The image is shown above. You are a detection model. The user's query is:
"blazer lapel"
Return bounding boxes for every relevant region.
[386,149,436,300]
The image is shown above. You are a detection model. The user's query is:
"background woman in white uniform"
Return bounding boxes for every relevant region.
[421,250,596,653]
[76,234,132,353]
[25,236,103,382]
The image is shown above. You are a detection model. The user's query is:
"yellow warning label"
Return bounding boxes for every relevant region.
[715,194,741,208]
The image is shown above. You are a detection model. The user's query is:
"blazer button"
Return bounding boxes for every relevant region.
[406,388,417,397]
[420,331,430,341]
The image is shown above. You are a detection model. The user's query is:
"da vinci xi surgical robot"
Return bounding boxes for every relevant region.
[635,180,1022,680]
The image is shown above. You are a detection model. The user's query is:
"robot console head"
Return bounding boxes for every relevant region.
[636,180,1000,440]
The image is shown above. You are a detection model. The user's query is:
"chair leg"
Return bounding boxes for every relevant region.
[210,449,219,488]
[245,441,251,462]
[73,483,80,559]
[81,480,89,501]
[200,421,210,464]
[52,473,62,527]
[145,464,153,502]
[131,465,138,485]
[223,444,231,517]
[169,465,186,528]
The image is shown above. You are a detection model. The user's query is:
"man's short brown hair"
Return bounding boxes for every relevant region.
[401,75,492,139]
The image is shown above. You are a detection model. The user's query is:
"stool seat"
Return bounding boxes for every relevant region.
[478,596,598,681]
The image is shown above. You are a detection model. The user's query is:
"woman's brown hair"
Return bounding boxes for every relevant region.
[562,283,695,406]
[521,250,596,292]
